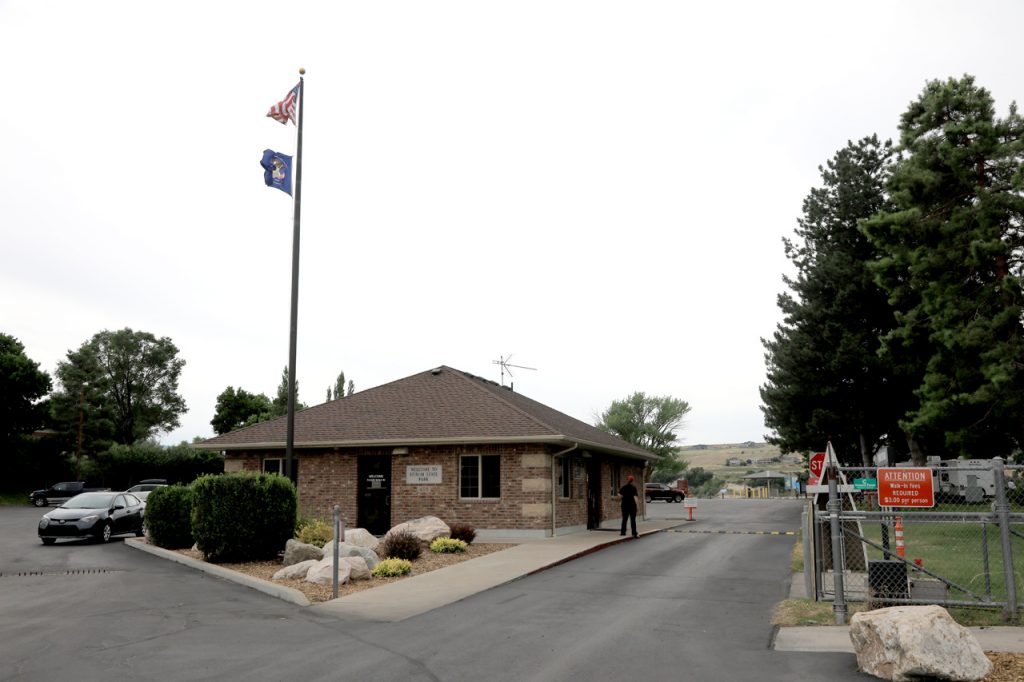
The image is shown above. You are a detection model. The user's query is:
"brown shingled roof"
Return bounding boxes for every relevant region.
[198,366,655,461]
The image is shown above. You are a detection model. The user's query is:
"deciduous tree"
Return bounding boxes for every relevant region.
[597,392,690,479]
[54,329,186,445]
[211,387,273,434]
[0,333,51,445]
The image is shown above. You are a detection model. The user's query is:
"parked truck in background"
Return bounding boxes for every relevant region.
[29,482,111,507]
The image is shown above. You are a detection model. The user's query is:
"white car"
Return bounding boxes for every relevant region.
[125,480,167,501]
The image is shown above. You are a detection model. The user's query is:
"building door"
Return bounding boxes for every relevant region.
[586,458,602,529]
[358,455,391,536]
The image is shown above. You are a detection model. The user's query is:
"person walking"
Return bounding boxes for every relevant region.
[620,475,639,537]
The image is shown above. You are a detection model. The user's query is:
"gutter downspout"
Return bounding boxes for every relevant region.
[642,461,649,521]
[551,443,578,538]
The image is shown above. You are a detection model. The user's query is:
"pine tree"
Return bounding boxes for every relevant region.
[863,76,1024,459]
[761,136,902,464]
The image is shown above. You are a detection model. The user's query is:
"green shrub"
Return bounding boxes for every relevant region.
[296,518,332,548]
[191,472,297,563]
[430,537,467,553]
[144,484,195,549]
[448,522,476,544]
[372,558,412,577]
[379,530,422,561]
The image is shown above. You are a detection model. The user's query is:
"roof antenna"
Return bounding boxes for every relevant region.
[492,354,536,391]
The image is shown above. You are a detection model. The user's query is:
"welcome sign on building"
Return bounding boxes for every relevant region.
[406,465,442,484]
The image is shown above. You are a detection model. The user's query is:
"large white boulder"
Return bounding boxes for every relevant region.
[849,605,992,682]
[385,516,450,543]
[341,556,371,581]
[321,540,380,570]
[272,559,319,581]
[282,539,324,566]
[342,528,379,550]
[305,556,351,586]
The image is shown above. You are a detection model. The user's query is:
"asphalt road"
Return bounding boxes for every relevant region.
[0,501,870,681]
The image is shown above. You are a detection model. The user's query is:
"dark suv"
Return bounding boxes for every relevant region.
[644,482,685,503]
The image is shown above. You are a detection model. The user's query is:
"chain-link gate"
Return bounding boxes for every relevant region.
[808,458,1024,623]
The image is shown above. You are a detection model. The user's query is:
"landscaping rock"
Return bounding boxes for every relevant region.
[282,539,324,566]
[849,605,992,681]
[272,559,318,581]
[342,528,379,550]
[306,556,351,586]
[341,556,371,581]
[385,516,450,542]
[321,540,381,570]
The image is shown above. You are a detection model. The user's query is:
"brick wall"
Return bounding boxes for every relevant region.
[222,446,649,535]
[600,458,647,525]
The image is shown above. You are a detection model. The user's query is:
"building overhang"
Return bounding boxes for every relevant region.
[198,434,658,463]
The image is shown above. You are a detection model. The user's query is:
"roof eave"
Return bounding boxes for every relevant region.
[198,434,657,462]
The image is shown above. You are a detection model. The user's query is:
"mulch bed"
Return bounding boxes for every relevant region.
[170,542,511,603]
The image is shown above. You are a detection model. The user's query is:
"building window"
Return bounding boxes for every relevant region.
[611,463,621,496]
[263,457,299,484]
[559,457,571,498]
[460,455,500,498]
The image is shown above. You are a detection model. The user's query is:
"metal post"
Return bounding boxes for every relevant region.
[813,507,824,600]
[332,504,340,599]
[284,70,305,486]
[828,463,847,624]
[802,506,813,600]
[981,521,992,600]
[992,458,1017,618]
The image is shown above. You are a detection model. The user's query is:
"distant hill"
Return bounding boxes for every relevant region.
[678,442,804,481]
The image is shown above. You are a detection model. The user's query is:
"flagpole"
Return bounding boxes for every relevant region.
[285,68,305,485]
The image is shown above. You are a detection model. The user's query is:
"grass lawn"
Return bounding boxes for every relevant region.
[858,515,1024,603]
[0,492,29,506]
[789,506,1024,625]
[773,597,1024,627]
[781,531,1023,626]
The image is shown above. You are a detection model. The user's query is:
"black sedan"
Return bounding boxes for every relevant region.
[38,492,146,544]
[644,482,686,503]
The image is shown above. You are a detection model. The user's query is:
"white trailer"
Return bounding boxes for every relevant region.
[933,459,997,502]
[892,456,998,502]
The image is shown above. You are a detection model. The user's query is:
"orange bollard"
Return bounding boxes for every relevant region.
[894,517,905,558]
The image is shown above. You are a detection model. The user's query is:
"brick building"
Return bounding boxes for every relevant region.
[198,366,655,538]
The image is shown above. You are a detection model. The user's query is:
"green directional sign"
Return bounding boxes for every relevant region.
[854,478,877,491]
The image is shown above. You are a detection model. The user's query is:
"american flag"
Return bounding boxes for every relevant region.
[267,85,298,125]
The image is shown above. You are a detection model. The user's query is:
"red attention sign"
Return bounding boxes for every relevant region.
[877,468,935,507]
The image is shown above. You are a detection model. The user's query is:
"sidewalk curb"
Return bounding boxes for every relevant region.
[525,523,687,577]
[125,521,686,616]
[124,538,311,606]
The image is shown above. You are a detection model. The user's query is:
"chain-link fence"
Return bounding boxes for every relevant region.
[808,458,1024,620]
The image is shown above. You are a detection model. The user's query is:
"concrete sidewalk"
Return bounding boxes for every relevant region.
[777,572,1024,654]
[774,624,1024,654]
[126,519,685,620]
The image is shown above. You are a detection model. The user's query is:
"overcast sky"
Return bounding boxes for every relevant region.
[2,1,1022,448]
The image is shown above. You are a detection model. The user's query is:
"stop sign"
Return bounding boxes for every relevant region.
[808,452,826,485]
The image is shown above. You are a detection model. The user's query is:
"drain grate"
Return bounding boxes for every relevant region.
[0,568,119,578]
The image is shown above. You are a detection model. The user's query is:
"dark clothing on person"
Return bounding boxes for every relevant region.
[619,482,639,537]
